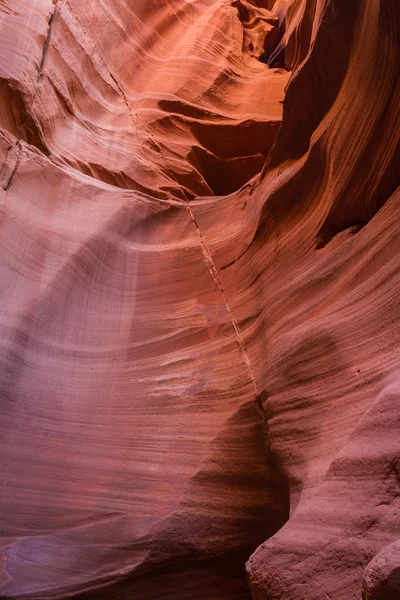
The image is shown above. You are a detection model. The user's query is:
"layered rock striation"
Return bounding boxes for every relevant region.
[0,1,399,599]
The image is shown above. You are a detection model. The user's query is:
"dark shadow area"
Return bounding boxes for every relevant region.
[0,79,48,154]
[259,18,286,68]
[189,146,265,196]
[188,119,281,195]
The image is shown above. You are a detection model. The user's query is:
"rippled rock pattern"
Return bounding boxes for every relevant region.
[0,1,399,599]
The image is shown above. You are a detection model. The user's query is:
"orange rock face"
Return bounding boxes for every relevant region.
[0,1,399,599]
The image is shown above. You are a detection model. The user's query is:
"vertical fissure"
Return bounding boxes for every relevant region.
[4,142,22,192]
[38,1,63,82]
[184,199,259,399]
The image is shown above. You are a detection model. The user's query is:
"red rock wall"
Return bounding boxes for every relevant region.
[0,1,399,599]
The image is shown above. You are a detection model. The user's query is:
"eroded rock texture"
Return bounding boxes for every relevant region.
[0,1,399,599]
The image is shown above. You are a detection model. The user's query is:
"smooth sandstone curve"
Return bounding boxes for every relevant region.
[0,1,399,599]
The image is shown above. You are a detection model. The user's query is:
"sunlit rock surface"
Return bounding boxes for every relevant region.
[0,1,399,599]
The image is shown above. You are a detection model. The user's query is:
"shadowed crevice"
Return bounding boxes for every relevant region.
[0,80,48,155]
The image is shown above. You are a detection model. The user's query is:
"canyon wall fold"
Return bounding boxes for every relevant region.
[0,1,399,599]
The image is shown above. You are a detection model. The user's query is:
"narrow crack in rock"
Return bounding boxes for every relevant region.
[4,141,22,192]
[184,199,259,400]
[38,0,63,81]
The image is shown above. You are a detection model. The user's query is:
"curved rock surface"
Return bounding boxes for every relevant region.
[0,1,399,599]
[362,541,400,600]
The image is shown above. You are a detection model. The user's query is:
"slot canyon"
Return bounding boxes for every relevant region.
[0,1,399,599]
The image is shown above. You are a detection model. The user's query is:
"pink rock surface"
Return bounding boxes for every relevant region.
[0,1,399,599]
[363,541,400,600]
